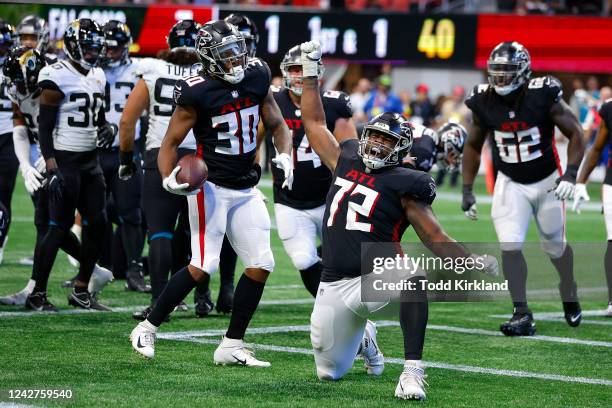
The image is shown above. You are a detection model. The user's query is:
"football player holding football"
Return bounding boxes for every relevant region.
[269,44,355,297]
[130,20,293,367]
[31,18,112,311]
[0,47,113,309]
[119,20,200,320]
[573,94,612,317]
[462,42,585,335]
[299,41,498,401]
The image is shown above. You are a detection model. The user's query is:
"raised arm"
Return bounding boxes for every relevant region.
[300,41,341,172]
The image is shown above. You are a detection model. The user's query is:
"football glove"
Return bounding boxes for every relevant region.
[34,156,46,175]
[572,183,590,213]
[462,184,477,220]
[300,40,322,77]
[470,253,500,277]
[554,164,578,201]
[21,165,44,195]
[46,167,64,202]
[272,152,294,190]
[162,166,198,196]
[118,150,136,181]
[97,122,118,150]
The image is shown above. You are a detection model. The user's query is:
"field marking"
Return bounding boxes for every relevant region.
[162,335,612,387]
[0,403,43,408]
[490,310,612,326]
[157,320,612,348]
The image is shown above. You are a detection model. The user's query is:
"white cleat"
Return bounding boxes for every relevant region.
[130,322,156,359]
[213,337,270,367]
[0,287,31,306]
[360,320,384,375]
[606,302,612,318]
[89,265,114,295]
[395,364,428,401]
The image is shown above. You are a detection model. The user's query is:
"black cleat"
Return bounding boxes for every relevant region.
[500,309,536,336]
[125,262,151,293]
[132,305,170,322]
[216,284,234,314]
[25,291,58,312]
[68,289,111,311]
[194,287,214,317]
[560,282,581,327]
[62,275,78,288]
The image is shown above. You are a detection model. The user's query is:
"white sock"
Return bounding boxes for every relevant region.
[142,319,158,332]
[405,360,422,369]
[222,336,244,347]
[25,279,36,292]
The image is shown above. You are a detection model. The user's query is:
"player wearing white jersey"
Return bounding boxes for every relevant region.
[28,19,111,312]
[96,20,149,292]
[0,20,18,264]
[119,20,200,321]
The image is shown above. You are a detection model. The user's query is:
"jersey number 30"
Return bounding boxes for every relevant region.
[212,105,259,155]
[327,177,380,232]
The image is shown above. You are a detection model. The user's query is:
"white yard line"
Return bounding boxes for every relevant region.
[490,310,612,326]
[164,336,612,387]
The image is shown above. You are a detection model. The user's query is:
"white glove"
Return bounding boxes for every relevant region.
[272,152,294,190]
[162,166,198,196]
[470,253,500,277]
[300,41,322,77]
[554,180,575,201]
[21,165,44,195]
[34,156,46,174]
[572,183,590,213]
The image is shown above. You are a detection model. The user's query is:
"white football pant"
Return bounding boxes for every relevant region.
[274,203,324,270]
[603,184,612,240]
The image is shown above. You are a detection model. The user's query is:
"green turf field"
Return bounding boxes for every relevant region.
[0,175,610,407]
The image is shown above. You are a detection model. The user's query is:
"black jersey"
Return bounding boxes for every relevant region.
[269,87,352,209]
[174,58,271,189]
[599,100,612,185]
[465,76,563,184]
[321,139,436,282]
[404,123,438,172]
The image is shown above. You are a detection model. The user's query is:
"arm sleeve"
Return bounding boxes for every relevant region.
[12,125,32,170]
[38,104,59,160]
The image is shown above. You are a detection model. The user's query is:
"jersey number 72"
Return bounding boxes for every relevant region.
[327,177,380,232]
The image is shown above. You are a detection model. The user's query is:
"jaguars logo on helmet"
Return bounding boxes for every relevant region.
[358,112,413,170]
[3,46,46,96]
[196,20,248,84]
[63,18,105,70]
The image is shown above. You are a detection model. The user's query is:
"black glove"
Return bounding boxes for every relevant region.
[462,183,477,220]
[118,150,136,181]
[46,167,64,203]
[97,122,118,150]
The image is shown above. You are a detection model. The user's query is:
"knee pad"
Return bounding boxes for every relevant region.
[316,366,343,381]
[248,249,275,273]
[119,207,142,225]
[290,251,319,271]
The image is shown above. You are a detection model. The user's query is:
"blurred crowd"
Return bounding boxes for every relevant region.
[96,0,612,15]
[570,76,612,147]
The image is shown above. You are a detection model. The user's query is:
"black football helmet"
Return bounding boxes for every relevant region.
[487,41,531,96]
[224,13,259,58]
[63,18,105,70]
[16,15,49,53]
[358,112,413,170]
[196,20,248,84]
[0,19,15,62]
[2,46,46,95]
[436,122,466,171]
[280,44,324,96]
[102,20,132,68]
[167,19,199,50]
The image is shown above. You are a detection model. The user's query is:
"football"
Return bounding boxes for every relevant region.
[176,154,208,191]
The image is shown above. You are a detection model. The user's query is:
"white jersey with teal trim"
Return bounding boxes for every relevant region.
[8,88,40,137]
[137,57,197,151]
[0,70,13,136]
[38,60,106,152]
[103,58,142,147]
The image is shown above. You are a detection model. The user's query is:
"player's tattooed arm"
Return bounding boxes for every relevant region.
[119,79,149,154]
[402,196,470,259]
[577,120,608,184]
[261,88,292,156]
[158,105,197,179]
[39,88,63,171]
[551,99,585,172]
[301,77,341,171]
[333,117,358,143]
